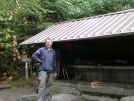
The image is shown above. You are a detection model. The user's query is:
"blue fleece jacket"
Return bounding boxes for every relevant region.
[32,46,57,73]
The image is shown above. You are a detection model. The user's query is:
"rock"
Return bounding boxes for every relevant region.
[51,86,80,95]
[81,94,118,101]
[32,80,39,86]
[120,96,134,101]
[18,94,80,101]
[51,94,80,101]
[18,94,37,101]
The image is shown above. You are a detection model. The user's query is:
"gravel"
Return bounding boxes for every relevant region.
[0,87,36,101]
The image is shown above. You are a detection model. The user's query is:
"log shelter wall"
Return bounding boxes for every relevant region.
[56,34,134,82]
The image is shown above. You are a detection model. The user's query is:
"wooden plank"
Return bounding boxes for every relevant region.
[0,85,11,89]
[66,65,134,69]
[22,58,32,62]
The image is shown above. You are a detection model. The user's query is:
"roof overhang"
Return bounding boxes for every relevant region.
[19,9,134,45]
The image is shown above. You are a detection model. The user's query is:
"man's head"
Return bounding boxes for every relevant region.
[45,38,53,49]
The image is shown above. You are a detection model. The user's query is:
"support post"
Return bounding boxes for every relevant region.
[25,62,28,80]
[22,55,31,80]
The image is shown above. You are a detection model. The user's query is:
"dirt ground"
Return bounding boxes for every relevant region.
[0,87,36,101]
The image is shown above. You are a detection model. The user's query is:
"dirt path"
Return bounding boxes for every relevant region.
[0,87,36,101]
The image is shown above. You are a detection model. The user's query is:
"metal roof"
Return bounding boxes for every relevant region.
[19,9,134,45]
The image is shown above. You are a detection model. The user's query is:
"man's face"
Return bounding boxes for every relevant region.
[45,39,52,48]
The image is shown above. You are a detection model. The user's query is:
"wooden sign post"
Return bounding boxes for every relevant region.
[22,55,32,80]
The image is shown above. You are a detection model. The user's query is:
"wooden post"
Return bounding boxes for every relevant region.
[22,55,31,80]
[25,62,28,80]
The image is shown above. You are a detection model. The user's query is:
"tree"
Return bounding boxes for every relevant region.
[40,0,134,21]
[0,0,53,77]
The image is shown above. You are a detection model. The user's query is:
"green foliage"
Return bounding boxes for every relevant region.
[40,0,134,20]
[0,0,53,77]
[8,79,33,88]
[80,97,86,101]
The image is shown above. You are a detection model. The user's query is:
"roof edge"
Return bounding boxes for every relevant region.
[55,9,134,25]
[19,31,134,45]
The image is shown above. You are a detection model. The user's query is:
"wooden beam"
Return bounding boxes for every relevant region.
[0,85,11,89]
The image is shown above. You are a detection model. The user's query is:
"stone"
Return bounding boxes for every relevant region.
[53,81,134,96]
[51,86,80,95]
[81,94,118,101]
[51,94,80,101]
[125,89,134,95]
[18,93,119,101]
[120,96,134,101]
[18,94,37,101]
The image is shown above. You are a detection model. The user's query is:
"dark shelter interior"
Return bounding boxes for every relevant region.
[52,34,134,82]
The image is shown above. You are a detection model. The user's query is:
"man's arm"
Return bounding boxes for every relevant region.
[32,48,42,63]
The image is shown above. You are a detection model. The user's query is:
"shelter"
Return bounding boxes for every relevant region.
[20,9,134,83]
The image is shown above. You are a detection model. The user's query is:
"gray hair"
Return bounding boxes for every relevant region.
[45,37,53,43]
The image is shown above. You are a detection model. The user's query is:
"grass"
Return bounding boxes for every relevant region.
[0,76,37,91]
[3,80,34,91]
[8,79,33,87]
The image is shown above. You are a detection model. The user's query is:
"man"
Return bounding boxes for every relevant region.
[32,38,57,101]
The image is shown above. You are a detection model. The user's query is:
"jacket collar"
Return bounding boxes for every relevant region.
[45,46,53,50]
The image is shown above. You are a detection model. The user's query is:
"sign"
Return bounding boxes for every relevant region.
[22,58,32,62]
[22,55,31,80]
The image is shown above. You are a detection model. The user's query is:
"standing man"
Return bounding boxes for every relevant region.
[32,38,57,101]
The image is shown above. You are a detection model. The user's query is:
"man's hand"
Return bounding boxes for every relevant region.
[54,73,57,79]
